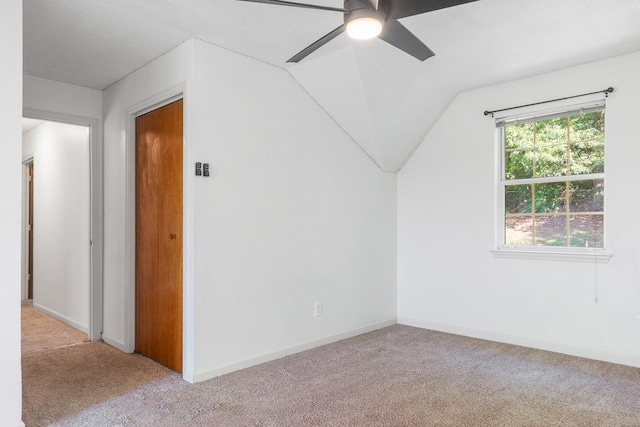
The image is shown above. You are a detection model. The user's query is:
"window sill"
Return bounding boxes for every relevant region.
[491,249,612,263]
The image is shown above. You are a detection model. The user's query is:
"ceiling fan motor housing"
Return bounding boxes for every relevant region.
[344,8,386,25]
[344,0,386,39]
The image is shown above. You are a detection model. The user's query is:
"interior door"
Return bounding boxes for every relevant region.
[27,161,34,300]
[135,99,183,373]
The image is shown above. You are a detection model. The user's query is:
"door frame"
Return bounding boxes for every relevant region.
[124,83,194,381]
[22,107,103,341]
[21,157,34,301]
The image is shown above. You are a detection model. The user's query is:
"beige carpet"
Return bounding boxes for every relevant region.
[22,305,640,426]
[21,300,89,354]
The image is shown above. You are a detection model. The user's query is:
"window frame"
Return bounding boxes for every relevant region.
[492,100,612,263]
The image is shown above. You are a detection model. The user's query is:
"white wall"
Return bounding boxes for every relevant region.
[23,74,102,119]
[398,51,640,366]
[191,40,396,380]
[0,1,24,425]
[23,122,91,332]
[102,38,397,381]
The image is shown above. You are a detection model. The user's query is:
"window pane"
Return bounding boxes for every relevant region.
[569,180,604,212]
[505,184,532,214]
[570,111,605,142]
[501,106,605,250]
[534,182,566,213]
[570,140,604,175]
[505,149,534,180]
[569,215,603,248]
[536,117,568,146]
[535,216,567,247]
[505,122,534,149]
[505,216,533,246]
[534,143,568,177]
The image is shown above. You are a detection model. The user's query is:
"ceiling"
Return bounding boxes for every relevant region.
[23,0,640,171]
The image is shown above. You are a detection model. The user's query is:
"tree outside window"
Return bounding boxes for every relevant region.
[502,108,605,248]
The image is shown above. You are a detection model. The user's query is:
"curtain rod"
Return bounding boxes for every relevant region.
[483,87,614,118]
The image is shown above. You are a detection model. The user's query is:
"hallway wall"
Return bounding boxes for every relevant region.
[23,121,91,332]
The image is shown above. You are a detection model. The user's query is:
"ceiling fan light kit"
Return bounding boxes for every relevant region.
[237,0,478,62]
[345,9,384,40]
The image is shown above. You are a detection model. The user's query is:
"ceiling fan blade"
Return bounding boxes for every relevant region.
[236,0,347,13]
[385,0,478,20]
[378,20,435,61]
[287,25,345,63]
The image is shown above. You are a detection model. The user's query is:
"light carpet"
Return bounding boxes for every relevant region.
[22,305,640,426]
[21,300,89,354]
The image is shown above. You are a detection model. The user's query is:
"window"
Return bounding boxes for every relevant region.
[498,102,605,250]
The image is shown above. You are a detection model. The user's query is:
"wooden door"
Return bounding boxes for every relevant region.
[27,162,34,300]
[135,99,183,373]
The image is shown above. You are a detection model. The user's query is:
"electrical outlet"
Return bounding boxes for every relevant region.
[314,301,323,317]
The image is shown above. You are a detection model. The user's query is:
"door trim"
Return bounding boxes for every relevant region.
[22,107,103,342]
[124,83,194,381]
[21,156,34,301]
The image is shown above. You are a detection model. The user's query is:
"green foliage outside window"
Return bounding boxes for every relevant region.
[503,111,605,248]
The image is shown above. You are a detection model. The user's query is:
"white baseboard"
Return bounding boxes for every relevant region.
[33,303,89,335]
[191,318,397,383]
[397,316,640,368]
[101,333,127,352]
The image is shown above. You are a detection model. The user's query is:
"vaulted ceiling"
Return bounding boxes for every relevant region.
[23,0,640,171]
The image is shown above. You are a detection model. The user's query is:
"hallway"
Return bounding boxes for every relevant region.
[21,301,173,426]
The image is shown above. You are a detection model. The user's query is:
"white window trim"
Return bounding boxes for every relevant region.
[491,248,612,263]
[492,98,612,263]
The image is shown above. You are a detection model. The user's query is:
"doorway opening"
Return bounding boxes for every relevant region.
[24,160,34,300]
[21,110,103,341]
[21,118,91,336]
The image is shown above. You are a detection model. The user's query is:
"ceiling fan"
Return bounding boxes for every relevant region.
[236,0,478,63]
